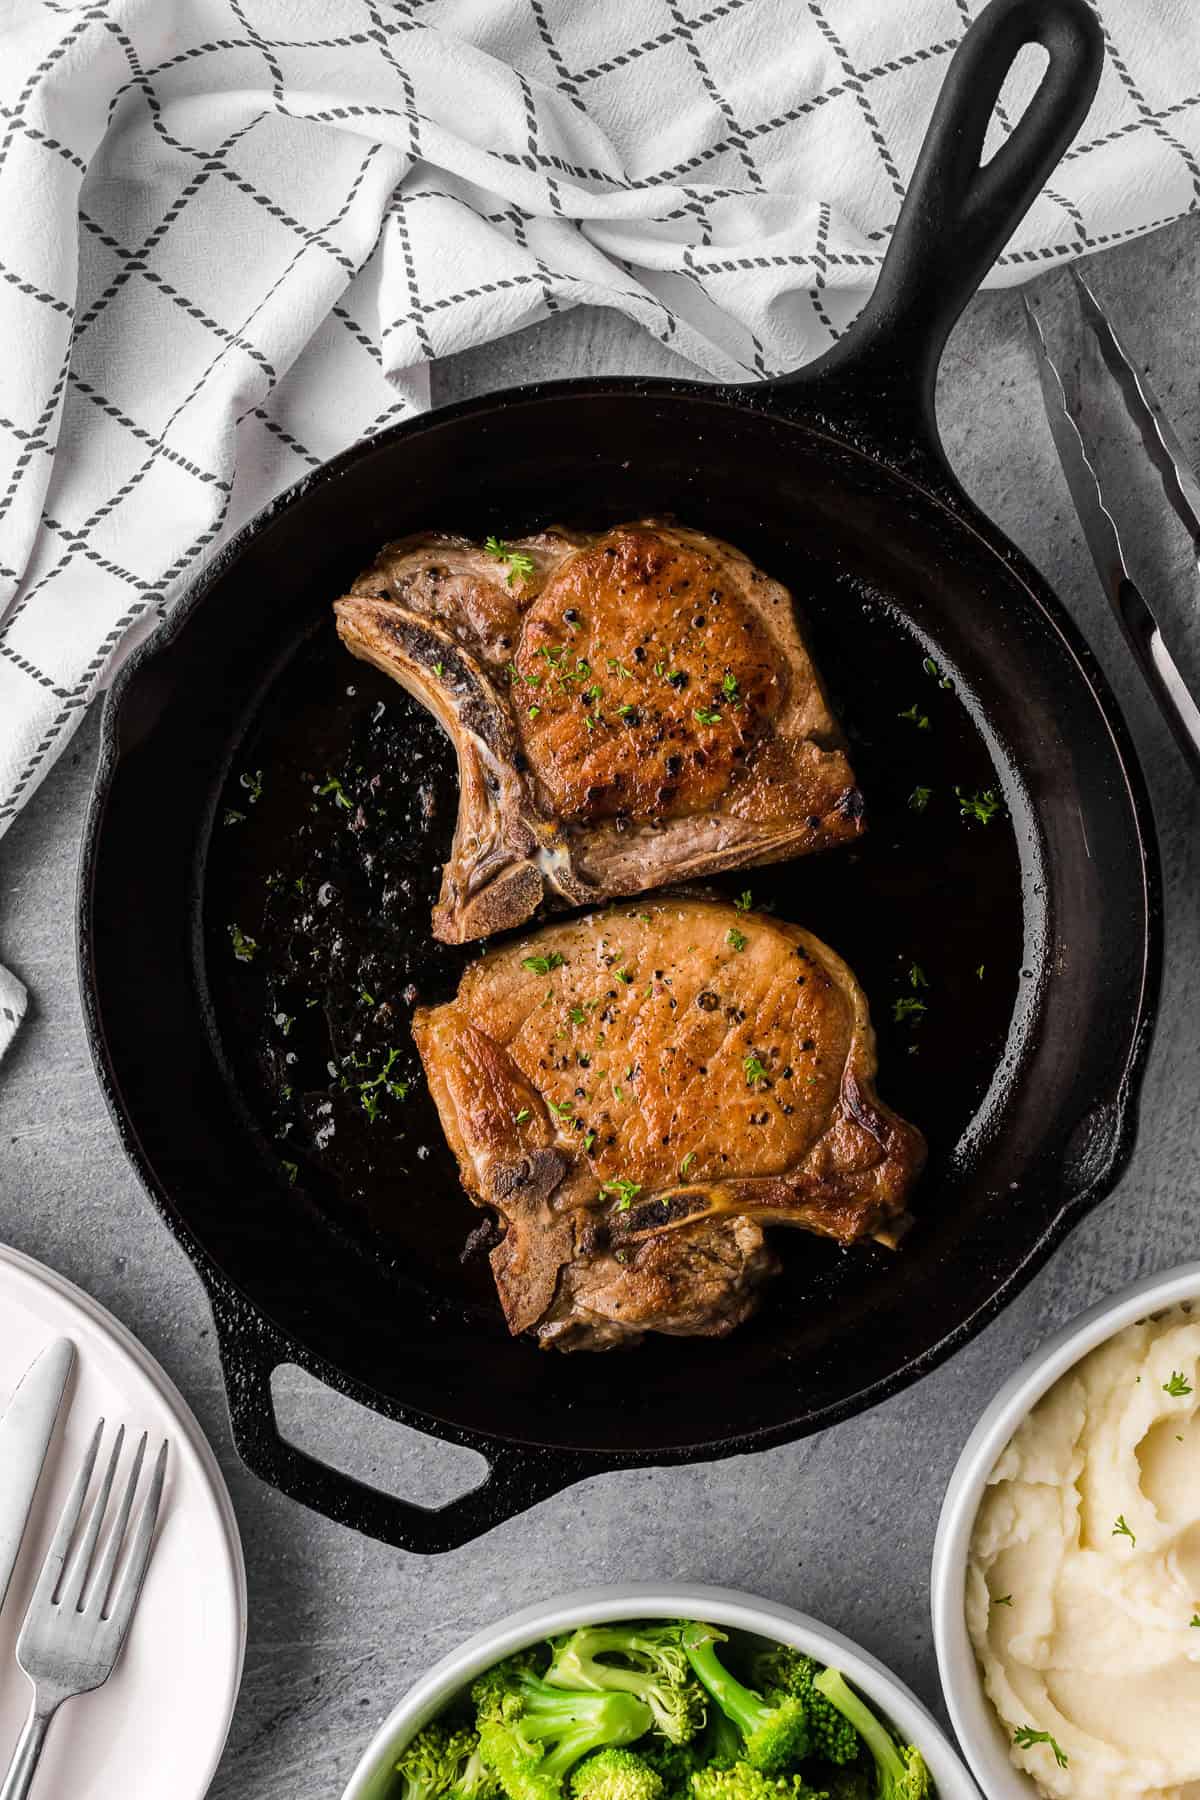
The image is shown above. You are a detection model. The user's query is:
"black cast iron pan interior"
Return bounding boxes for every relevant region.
[79,0,1161,1550]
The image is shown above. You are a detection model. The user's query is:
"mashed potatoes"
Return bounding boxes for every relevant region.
[967,1304,1200,1800]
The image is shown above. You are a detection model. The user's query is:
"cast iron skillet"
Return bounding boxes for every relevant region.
[79,0,1161,1551]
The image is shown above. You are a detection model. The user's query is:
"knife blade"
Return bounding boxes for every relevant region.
[0,1337,75,1617]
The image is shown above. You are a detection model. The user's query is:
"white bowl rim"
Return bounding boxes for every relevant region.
[341,1581,981,1800]
[931,1258,1200,1800]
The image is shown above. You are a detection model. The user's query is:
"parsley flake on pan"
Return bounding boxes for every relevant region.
[228,923,257,963]
[907,785,932,812]
[898,703,930,730]
[726,927,748,952]
[522,952,566,974]
[317,775,352,810]
[956,786,1001,824]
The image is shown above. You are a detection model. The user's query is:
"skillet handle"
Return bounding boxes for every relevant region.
[773,0,1103,436]
[208,1291,590,1553]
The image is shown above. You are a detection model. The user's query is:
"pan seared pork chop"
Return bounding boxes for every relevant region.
[335,522,862,944]
[412,897,924,1350]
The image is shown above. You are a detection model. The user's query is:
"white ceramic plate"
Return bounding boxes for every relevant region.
[0,1242,247,1798]
[931,1260,1200,1799]
[342,1583,982,1800]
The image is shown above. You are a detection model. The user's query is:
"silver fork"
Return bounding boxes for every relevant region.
[0,1421,168,1800]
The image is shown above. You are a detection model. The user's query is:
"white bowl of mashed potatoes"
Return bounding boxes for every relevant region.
[932,1262,1200,1800]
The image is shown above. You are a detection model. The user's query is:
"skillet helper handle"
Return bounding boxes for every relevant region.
[779,0,1103,429]
[209,1294,586,1553]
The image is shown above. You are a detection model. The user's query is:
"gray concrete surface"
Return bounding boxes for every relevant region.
[3,214,1200,1797]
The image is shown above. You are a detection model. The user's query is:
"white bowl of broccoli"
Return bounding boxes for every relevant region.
[340,1585,980,1800]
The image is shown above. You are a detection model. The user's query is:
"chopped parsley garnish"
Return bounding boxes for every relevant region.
[743,1053,769,1087]
[734,890,752,912]
[281,1160,298,1186]
[722,673,739,697]
[1191,1615,1200,1628]
[228,923,257,962]
[614,965,633,984]
[568,1006,587,1025]
[514,1108,530,1123]
[1013,1727,1068,1769]
[694,706,722,726]
[908,785,932,812]
[433,660,444,677]
[892,996,926,1024]
[727,927,748,952]
[976,964,986,979]
[547,1097,574,1119]
[239,769,263,804]
[993,1593,1013,1607]
[679,1151,697,1178]
[1112,1513,1136,1545]
[1164,1371,1193,1396]
[583,1131,596,1152]
[528,704,540,719]
[356,1047,409,1123]
[360,990,375,1006]
[522,952,566,974]
[223,808,246,826]
[274,1011,294,1035]
[483,536,535,585]
[956,786,1002,824]
[600,1177,642,1210]
[898,704,930,730]
[317,776,351,810]
[922,655,953,689]
[909,963,928,989]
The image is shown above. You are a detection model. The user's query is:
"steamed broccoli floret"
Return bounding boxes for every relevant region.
[473,1657,654,1800]
[683,1628,809,1773]
[746,1649,860,1765]
[546,1624,707,1744]
[452,1739,503,1800]
[641,1740,704,1799]
[691,1763,829,1800]
[811,1672,931,1800]
[397,1725,490,1800]
[571,1749,665,1800]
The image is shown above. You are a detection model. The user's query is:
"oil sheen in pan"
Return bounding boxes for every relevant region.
[203,552,1028,1326]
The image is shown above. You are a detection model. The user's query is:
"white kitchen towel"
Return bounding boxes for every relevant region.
[1,0,1199,1062]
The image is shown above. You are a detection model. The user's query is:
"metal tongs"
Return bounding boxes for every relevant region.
[1024,268,1200,775]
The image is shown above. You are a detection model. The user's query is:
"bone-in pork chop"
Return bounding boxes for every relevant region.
[335,522,862,944]
[412,897,924,1350]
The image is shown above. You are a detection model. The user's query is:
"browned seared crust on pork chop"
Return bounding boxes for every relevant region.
[411,897,924,1350]
[335,522,862,943]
